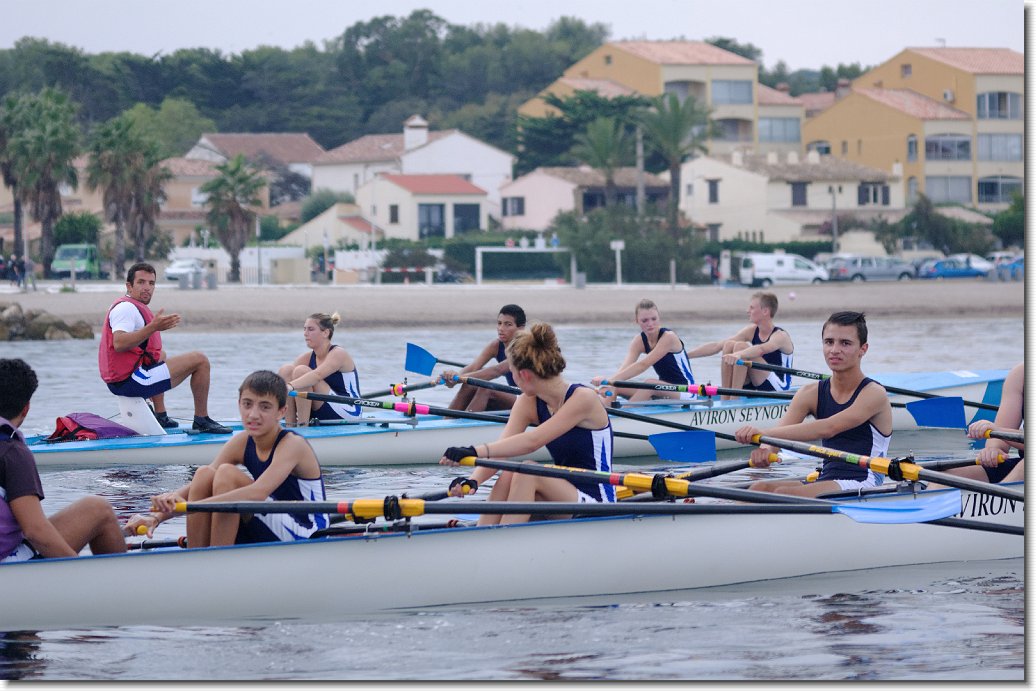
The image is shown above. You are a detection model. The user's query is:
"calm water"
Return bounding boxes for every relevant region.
[0,316,1024,681]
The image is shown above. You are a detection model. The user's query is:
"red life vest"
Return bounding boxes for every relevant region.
[98,296,163,384]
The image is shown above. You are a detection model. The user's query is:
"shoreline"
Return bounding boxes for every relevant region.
[0,278,1024,332]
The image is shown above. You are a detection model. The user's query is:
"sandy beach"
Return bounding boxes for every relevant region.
[0,276,1025,332]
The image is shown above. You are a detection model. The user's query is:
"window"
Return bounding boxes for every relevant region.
[907,177,919,203]
[453,204,480,234]
[418,204,445,239]
[976,92,1023,119]
[758,117,801,142]
[977,176,1023,204]
[389,204,399,224]
[925,176,972,204]
[685,183,693,197]
[900,63,912,78]
[707,224,721,242]
[707,179,719,204]
[714,118,752,142]
[925,134,971,161]
[907,134,918,162]
[807,140,831,155]
[604,54,612,65]
[502,196,525,217]
[190,187,208,207]
[857,183,890,206]
[977,134,1023,161]
[711,80,752,104]
[790,182,807,207]
[841,140,848,155]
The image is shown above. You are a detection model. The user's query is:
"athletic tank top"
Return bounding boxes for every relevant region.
[243,429,328,530]
[536,384,615,501]
[308,345,361,398]
[495,341,516,387]
[639,328,695,385]
[815,377,892,482]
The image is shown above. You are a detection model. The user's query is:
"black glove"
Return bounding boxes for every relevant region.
[443,445,477,463]
[449,476,479,495]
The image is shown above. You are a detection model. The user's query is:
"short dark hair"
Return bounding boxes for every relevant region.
[0,359,38,420]
[126,262,157,285]
[499,304,526,327]
[823,311,868,345]
[239,370,289,408]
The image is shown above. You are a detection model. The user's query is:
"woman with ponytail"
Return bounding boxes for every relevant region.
[277,312,361,426]
[440,322,615,525]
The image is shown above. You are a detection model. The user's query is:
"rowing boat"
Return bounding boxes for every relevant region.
[25,369,1006,468]
[0,483,1021,632]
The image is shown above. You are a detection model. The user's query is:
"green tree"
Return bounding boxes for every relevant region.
[301,188,356,223]
[991,193,1024,249]
[201,154,266,282]
[53,210,102,245]
[128,150,174,261]
[6,88,81,275]
[704,37,763,62]
[0,95,26,260]
[638,93,713,235]
[123,97,217,158]
[571,117,632,207]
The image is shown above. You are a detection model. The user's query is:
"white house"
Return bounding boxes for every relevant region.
[185,132,326,178]
[354,173,489,242]
[679,150,906,244]
[276,203,382,250]
[500,166,670,232]
[312,115,514,219]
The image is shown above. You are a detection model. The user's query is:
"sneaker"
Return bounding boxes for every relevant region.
[192,416,232,435]
[154,411,180,429]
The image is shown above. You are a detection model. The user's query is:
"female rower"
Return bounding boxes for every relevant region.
[439,322,614,525]
[590,298,694,401]
[277,312,361,426]
[440,304,526,412]
[953,362,1023,484]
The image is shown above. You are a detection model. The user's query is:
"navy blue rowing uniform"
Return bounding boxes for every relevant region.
[495,341,517,387]
[536,384,615,502]
[742,326,794,392]
[308,345,362,420]
[639,328,695,385]
[987,400,1022,484]
[815,378,891,483]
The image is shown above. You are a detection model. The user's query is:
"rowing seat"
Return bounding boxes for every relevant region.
[114,396,167,436]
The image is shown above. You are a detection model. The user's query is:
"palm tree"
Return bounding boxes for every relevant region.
[201,154,266,283]
[7,88,81,276]
[570,117,632,208]
[0,96,26,262]
[128,146,173,261]
[638,93,713,235]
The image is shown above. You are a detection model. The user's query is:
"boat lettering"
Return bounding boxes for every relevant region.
[735,404,789,423]
[959,492,1017,518]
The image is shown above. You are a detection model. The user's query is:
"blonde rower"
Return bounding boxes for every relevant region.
[277,312,361,426]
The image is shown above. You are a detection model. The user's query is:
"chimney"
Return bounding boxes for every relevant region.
[807,149,820,163]
[891,161,903,178]
[731,150,744,167]
[403,114,429,151]
[766,151,778,164]
[835,78,851,99]
[776,82,790,93]
[786,151,799,164]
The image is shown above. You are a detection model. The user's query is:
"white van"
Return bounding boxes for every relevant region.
[738,252,828,287]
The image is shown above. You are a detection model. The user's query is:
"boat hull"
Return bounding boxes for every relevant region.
[0,484,1022,631]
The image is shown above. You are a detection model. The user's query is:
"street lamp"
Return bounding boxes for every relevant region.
[828,185,843,253]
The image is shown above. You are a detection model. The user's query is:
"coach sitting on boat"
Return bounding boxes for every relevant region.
[278,312,361,426]
[99,261,230,434]
[1,358,129,563]
[440,304,527,412]
[733,311,892,497]
[440,322,614,525]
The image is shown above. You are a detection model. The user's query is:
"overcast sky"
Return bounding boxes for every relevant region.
[2,0,1025,71]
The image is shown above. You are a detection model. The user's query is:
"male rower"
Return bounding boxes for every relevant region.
[685,292,794,399]
[733,311,892,497]
[951,362,1024,484]
[440,304,527,412]
[124,370,328,547]
[1,358,129,562]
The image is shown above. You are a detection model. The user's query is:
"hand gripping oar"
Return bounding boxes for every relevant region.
[171,492,962,524]
[292,390,710,463]
[748,434,1024,503]
[363,377,444,399]
[405,343,465,376]
[735,360,999,412]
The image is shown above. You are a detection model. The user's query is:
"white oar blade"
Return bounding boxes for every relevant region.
[835,489,961,524]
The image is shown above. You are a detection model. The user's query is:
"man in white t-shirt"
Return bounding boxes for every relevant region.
[98,262,230,434]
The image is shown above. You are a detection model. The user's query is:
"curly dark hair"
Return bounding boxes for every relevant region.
[0,358,38,420]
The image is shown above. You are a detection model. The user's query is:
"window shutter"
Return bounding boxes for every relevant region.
[881,186,890,205]
[857,185,867,205]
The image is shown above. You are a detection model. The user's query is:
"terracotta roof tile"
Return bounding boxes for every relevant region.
[199,133,325,164]
[907,47,1024,74]
[757,84,802,106]
[160,157,220,177]
[315,131,454,164]
[798,91,838,115]
[558,77,638,98]
[612,41,755,66]
[855,88,971,120]
[382,174,486,195]
[538,166,669,188]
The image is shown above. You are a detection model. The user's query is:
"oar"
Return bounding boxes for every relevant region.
[363,377,443,399]
[405,343,465,376]
[735,360,999,412]
[747,433,1024,503]
[599,379,792,399]
[983,429,1025,444]
[171,492,962,525]
[917,453,1016,472]
[127,536,188,551]
[292,390,712,463]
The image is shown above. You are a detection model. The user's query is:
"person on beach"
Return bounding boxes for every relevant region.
[439,322,615,525]
[125,370,328,547]
[1,358,129,563]
[590,299,695,402]
[440,304,526,412]
[733,311,892,497]
[278,312,361,426]
[684,292,794,399]
[98,261,230,434]
[950,362,1023,484]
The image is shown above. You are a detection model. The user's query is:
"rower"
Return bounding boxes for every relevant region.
[278,311,361,426]
[952,362,1024,484]
[440,304,527,412]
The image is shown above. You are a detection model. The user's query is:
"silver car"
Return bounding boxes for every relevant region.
[827,256,915,282]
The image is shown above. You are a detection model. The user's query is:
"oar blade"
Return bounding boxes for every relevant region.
[835,489,961,524]
[405,342,438,376]
[906,397,967,429]
[648,430,717,463]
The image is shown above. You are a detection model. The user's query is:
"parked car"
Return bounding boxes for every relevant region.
[826,256,916,282]
[164,258,205,281]
[986,251,1018,266]
[738,252,828,287]
[995,255,1024,281]
[51,243,103,279]
[911,255,945,277]
[947,253,994,273]
[916,257,989,279]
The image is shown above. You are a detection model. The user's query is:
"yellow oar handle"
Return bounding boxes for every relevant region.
[136,525,148,536]
[173,502,188,513]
